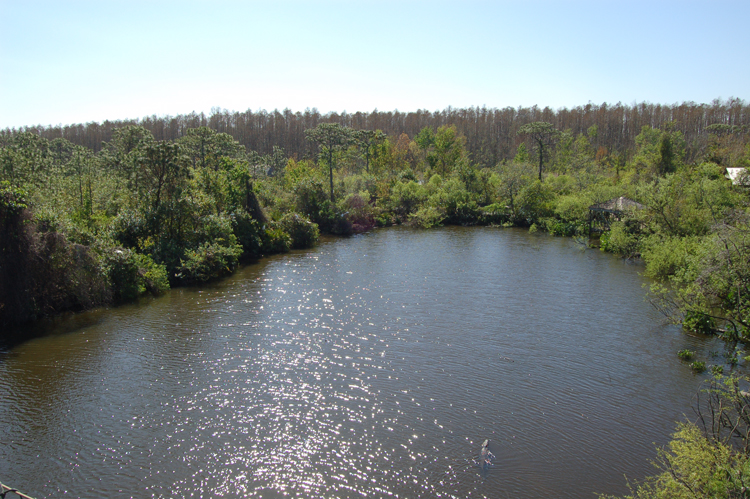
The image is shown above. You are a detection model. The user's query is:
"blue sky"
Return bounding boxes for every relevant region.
[1,0,748,129]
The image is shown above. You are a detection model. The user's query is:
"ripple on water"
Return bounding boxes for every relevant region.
[0,227,726,498]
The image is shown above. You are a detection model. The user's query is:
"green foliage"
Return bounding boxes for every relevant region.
[104,248,169,301]
[175,241,242,284]
[600,222,638,256]
[262,225,292,254]
[553,193,591,223]
[631,125,686,178]
[517,122,560,180]
[542,217,582,237]
[640,235,703,280]
[430,125,467,176]
[278,213,319,249]
[689,361,707,373]
[341,193,375,233]
[390,180,427,218]
[683,310,717,335]
[604,375,750,498]
[478,203,509,225]
[111,208,149,249]
[305,123,354,202]
[513,143,529,163]
[677,349,694,361]
[231,210,263,259]
[515,180,555,226]
[409,205,445,228]
[195,214,237,246]
[414,127,435,150]
[0,181,29,216]
[294,177,330,218]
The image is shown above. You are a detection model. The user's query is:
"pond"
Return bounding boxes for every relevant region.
[0,227,719,498]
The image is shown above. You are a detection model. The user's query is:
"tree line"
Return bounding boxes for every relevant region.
[3,99,748,168]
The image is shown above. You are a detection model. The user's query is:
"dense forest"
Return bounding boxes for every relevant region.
[2,99,750,497]
[4,98,749,167]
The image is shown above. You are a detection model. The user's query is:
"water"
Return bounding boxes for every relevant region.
[0,227,721,498]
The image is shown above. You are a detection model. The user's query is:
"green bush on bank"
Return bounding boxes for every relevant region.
[231,210,264,259]
[640,234,702,280]
[409,205,445,228]
[262,224,292,254]
[600,222,638,256]
[104,248,169,301]
[278,213,319,249]
[175,241,243,284]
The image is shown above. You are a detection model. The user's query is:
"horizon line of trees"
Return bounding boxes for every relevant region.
[2,98,747,168]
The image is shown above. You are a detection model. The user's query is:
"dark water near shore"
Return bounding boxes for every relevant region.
[0,227,721,498]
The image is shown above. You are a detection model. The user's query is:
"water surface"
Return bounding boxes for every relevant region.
[0,227,718,498]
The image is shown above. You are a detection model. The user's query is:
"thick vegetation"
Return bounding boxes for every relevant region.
[1,100,750,497]
[2,102,749,336]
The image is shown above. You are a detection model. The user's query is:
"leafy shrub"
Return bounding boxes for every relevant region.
[542,217,581,237]
[396,168,418,182]
[261,225,292,254]
[231,210,263,259]
[515,180,555,225]
[341,194,375,233]
[140,255,170,295]
[677,349,695,361]
[278,213,319,249]
[390,180,426,217]
[682,310,717,334]
[316,203,353,235]
[111,209,148,249]
[438,178,479,225]
[33,208,63,233]
[175,241,242,284]
[293,177,329,219]
[409,206,445,228]
[374,211,395,227]
[690,361,706,373]
[104,248,143,301]
[711,365,725,376]
[601,422,749,499]
[342,174,377,201]
[0,181,28,216]
[599,222,637,256]
[478,203,508,225]
[196,214,236,245]
[640,234,702,280]
[104,248,169,301]
[554,194,591,224]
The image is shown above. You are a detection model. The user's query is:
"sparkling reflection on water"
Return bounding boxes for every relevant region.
[0,227,718,498]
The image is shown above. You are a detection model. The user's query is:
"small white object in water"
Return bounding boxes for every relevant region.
[480,439,495,467]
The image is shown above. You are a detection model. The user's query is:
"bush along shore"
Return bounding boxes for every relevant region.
[2,103,750,498]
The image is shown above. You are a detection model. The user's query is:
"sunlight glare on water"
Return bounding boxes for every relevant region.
[0,227,719,498]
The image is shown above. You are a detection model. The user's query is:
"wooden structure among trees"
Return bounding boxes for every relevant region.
[588,197,645,234]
